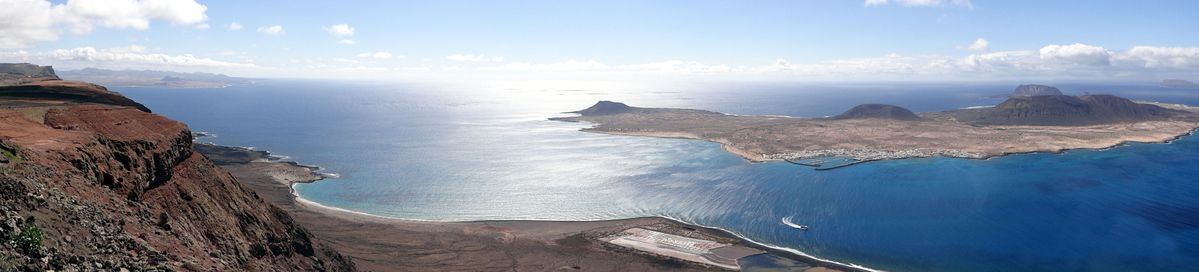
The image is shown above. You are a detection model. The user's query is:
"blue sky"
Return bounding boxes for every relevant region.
[2,0,1198,82]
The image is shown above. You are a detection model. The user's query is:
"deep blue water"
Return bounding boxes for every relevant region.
[120,80,1199,272]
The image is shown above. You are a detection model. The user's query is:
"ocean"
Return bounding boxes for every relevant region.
[120,80,1199,271]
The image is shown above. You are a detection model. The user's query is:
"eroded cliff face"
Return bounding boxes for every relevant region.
[0,80,353,270]
[0,63,59,86]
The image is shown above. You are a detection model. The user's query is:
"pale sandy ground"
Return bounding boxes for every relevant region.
[604,228,764,270]
[598,120,1199,162]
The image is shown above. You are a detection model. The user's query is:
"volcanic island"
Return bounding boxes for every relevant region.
[553,85,1199,170]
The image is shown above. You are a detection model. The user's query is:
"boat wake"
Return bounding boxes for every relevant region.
[781,216,806,229]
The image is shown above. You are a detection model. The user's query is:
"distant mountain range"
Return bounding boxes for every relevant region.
[954,92,1186,126]
[58,68,254,88]
[1161,79,1199,89]
[569,84,1189,127]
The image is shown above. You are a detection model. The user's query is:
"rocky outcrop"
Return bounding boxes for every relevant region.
[1011,84,1064,97]
[831,104,921,121]
[0,76,353,270]
[570,100,636,116]
[0,63,58,86]
[958,94,1187,126]
[41,106,193,200]
[0,80,151,112]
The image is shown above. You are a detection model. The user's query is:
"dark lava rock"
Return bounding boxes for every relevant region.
[0,63,57,79]
[1,63,60,86]
[960,94,1186,126]
[831,104,921,121]
[1012,84,1064,97]
[570,101,635,116]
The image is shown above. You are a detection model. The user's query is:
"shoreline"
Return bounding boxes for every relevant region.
[585,122,1199,169]
[553,99,1199,170]
[290,189,876,272]
[193,125,1199,271]
[195,142,862,272]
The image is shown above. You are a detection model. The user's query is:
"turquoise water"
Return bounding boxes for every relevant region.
[122,81,1199,271]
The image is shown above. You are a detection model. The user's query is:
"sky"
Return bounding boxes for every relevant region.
[1,0,1198,83]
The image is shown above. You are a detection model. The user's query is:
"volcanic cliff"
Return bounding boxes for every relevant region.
[0,63,58,86]
[0,64,354,271]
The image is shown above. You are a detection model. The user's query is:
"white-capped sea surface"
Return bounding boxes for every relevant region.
[122,80,1199,272]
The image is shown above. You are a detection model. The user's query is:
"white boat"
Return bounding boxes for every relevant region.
[781,216,810,231]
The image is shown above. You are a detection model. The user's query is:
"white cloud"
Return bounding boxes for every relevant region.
[325,24,354,38]
[775,59,795,71]
[446,54,505,62]
[227,22,243,30]
[482,60,608,71]
[324,24,355,45]
[336,66,389,72]
[1039,43,1111,66]
[464,43,1199,81]
[0,45,253,69]
[864,0,888,6]
[257,25,284,35]
[398,66,432,71]
[959,50,1036,71]
[0,0,208,49]
[482,59,758,74]
[617,60,734,73]
[356,51,396,59]
[0,0,58,49]
[56,0,208,33]
[779,54,937,76]
[954,44,1199,77]
[968,38,989,52]
[1112,46,1199,69]
[865,0,972,8]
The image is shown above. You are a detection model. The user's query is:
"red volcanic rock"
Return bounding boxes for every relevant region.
[40,105,193,201]
[0,87,353,270]
[0,80,151,112]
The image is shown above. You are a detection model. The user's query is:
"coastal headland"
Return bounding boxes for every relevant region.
[551,86,1199,168]
[0,64,355,270]
[197,143,858,271]
[1,63,855,271]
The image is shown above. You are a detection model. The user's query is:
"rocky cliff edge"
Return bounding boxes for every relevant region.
[0,64,354,271]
